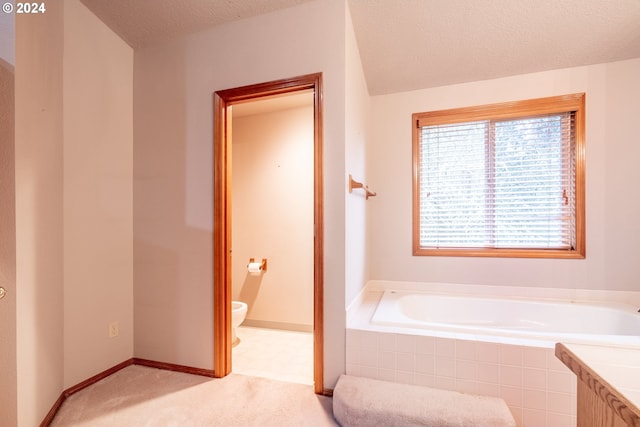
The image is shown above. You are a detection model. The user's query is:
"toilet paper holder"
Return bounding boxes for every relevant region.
[248,258,267,273]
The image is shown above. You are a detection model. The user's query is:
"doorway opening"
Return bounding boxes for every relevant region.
[213,73,324,394]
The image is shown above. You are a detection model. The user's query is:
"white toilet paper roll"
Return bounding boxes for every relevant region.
[247,262,262,273]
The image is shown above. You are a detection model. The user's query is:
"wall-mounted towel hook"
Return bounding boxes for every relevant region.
[349,174,377,200]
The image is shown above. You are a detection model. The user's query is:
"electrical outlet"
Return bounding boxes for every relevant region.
[109,321,119,338]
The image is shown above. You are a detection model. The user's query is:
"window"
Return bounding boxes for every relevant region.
[412,93,585,258]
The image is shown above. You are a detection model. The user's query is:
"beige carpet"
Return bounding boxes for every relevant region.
[50,365,337,426]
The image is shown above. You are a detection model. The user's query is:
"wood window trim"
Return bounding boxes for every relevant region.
[412,93,586,259]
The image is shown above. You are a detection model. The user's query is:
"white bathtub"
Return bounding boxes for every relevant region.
[371,289,640,346]
[346,281,640,427]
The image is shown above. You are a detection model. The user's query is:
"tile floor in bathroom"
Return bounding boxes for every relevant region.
[232,326,314,385]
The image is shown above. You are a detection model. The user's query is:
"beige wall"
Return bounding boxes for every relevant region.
[15,0,133,422]
[0,8,14,65]
[63,0,134,387]
[367,58,640,293]
[0,10,16,426]
[15,4,65,424]
[344,0,371,306]
[134,0,350,386]
[232,105,314,330]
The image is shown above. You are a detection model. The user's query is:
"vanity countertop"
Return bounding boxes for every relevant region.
[556,342,640,426]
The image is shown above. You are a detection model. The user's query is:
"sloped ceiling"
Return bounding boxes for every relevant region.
[81,0,640,95]
[349,0,640,94]
[79,0,314,48]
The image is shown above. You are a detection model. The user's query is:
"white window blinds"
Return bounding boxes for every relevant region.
[417,112,576,250]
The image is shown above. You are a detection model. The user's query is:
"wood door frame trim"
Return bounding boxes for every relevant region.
[213,73,324,393]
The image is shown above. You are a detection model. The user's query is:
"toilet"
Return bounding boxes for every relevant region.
[231,301,248,345]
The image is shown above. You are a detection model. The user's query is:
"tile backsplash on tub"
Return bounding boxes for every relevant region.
[345,329,576,427]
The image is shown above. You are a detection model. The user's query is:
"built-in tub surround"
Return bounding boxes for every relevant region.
[346,281,640,427]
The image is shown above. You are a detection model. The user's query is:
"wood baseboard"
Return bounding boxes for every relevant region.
[133,358,215,378]
[39,394,66,427]
[40,358,215,426]
[64,359,136,397]
[40,359,134,427]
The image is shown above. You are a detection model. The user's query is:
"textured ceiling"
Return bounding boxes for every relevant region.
[81,0,640,96]
[79,0,314,48]
[349,0,640,94]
